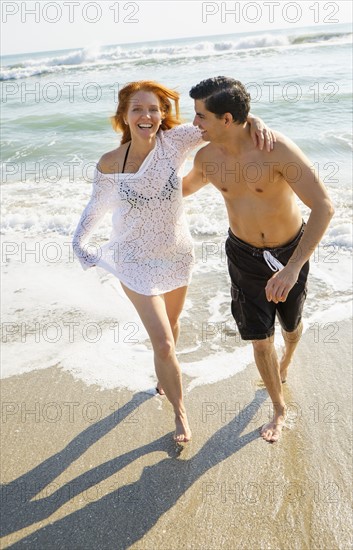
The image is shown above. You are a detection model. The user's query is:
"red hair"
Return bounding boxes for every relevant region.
[111,81,181,144]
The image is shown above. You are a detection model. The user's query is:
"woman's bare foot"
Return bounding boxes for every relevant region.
[156,381,165,395]
[260,411,285,443]
[174,412,192,443]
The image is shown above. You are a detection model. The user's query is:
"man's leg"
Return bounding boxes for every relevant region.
[252,337,286,443]
[280,321,303,382]
[276,259,308,382]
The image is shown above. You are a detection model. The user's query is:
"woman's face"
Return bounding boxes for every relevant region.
[125,90,163,140]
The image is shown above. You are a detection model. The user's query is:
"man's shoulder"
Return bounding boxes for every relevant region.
[262,131,310,171]
[272,131,304,158]
[195,142,218,160]
[273,130,301,150]
[273,130,289,145]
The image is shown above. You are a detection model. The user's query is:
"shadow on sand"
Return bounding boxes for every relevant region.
[2,389,268,549]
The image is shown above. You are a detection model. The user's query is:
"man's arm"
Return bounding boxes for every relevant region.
[183,149,209,197]
[265,134,335,304]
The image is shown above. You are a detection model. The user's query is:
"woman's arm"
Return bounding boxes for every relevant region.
[247,113,276,152]
[72,170,112,269]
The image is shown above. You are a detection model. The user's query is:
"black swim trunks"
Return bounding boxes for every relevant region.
[225,224,309,340]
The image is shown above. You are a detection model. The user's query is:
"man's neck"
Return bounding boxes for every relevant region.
[214,122,253,156]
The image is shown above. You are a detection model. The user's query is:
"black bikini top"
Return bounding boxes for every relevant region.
[122,142,131,174]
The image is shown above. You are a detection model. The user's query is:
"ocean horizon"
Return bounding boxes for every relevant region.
[2,20,349,59]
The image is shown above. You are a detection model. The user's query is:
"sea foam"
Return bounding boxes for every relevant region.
[2,30,351,81]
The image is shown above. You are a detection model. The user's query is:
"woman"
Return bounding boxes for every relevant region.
[72,80,273,442]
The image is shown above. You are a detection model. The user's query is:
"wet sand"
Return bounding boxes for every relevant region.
[1,320,352,549]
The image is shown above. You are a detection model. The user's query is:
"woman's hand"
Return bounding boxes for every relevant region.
[248,114,276,152]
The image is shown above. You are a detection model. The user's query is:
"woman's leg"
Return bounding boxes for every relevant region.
[157,285,188,395]
[121,283,191,442]
[164,285,188,344]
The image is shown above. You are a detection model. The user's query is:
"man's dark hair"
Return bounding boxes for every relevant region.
[189,76,250,124]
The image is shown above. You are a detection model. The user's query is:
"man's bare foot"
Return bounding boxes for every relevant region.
[174,413,192,443]
[156,381,165,395]
[260,413,285,443]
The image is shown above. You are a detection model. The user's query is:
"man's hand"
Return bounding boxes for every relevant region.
[265,265,300,303]
[248,114,276,152]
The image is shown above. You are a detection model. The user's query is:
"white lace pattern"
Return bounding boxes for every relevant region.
[72,124,203,295]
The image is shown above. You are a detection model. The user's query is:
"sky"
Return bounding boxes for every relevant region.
[1,0,352,56]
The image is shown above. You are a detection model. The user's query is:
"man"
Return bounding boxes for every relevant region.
[183,77,334,443]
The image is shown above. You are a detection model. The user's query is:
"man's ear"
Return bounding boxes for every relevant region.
[223,112,234,126]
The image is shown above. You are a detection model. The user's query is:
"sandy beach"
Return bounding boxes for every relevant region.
[1,319,352,550]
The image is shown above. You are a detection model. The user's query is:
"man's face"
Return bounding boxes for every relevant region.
[193,99,224,142]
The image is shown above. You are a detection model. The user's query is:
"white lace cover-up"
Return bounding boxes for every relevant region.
[72,124,203,295]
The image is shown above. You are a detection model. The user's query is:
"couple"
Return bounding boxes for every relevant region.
[73,77,333,444]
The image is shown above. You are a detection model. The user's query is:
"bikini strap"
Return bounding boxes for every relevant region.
[122,142,131,174]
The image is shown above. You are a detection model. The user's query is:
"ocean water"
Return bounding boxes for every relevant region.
[1,23,352,391]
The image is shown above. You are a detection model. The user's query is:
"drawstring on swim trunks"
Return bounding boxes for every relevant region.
[263,250,284,272]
